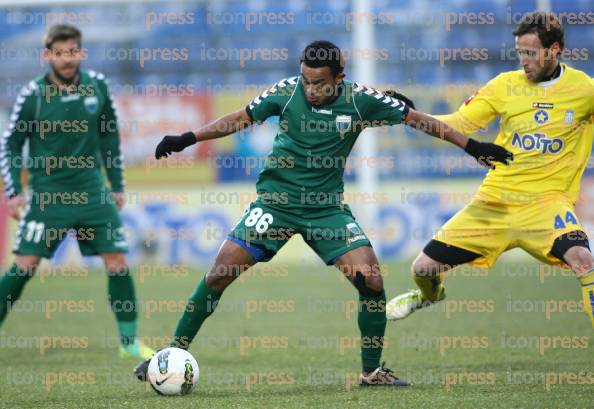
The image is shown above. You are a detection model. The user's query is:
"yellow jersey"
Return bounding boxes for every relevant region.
[435,64,594,205]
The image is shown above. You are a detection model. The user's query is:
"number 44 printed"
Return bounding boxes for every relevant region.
[554,211,578,229]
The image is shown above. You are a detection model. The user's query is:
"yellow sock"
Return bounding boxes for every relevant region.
[414,273,445,302]
[578,269,594,328]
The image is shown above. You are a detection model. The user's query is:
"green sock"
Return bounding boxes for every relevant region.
[107,267,137,346]
[171,276,222,349]
[0,264,35,326]
[117,320,138,348]
[358,290,387,372]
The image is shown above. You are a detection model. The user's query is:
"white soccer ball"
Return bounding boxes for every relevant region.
[147,347,199,396]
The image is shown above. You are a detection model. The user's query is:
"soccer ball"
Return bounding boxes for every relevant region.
[147,347,199,396]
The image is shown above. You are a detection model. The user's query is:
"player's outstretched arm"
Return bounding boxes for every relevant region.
[2,84,36,219]
[382,90,415,109]
[404,109,513,168]
[155,109,253,159]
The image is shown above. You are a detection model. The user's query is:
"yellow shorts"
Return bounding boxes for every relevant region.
[433,195,586,268]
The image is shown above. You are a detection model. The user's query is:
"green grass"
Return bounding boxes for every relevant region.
[1,259,592,408]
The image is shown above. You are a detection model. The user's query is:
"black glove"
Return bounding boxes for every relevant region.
[155,132,196,159]
[464,138,513,168]
[382,90,415,110]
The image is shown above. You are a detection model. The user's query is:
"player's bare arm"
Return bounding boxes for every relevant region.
[155,109,252,159]
[404,109,513,168]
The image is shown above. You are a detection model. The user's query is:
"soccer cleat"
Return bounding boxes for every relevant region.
[133,358,151,382]
[359,362,411,387]
[119,339,156,360]
[386,287,446,321]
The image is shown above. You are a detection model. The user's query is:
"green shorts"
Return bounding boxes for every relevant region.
[14,189,128,258]
[229,199,371,265]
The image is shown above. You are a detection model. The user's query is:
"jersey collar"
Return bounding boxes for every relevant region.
[304,83,343,110]
[44,70,81,88]
[537,63,565,87]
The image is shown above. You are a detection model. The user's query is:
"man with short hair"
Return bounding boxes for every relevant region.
[0,25,154,359]
[134,40,512,385]
[387,12,594,328]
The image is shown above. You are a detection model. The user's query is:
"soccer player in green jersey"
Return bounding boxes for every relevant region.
[0,25,154,359]
[134,41,512,385]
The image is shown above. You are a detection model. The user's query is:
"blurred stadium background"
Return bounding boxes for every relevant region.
[0,0,593,269]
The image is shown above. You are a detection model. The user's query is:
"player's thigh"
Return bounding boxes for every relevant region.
[228,199,295,263]
[517,200,588,266]
[416,240,481,275]
[433,202,511,268]
[13,255,42,273]
[334,245,383,292]
[76,194,128,256]
[206,239,258,290]
[13,200,71,259]
[302,205,372,266]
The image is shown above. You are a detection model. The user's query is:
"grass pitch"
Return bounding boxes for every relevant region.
[0,257,592,409]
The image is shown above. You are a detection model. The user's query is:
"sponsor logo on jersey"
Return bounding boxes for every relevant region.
[533,109,549,125]
[511,132,563,154]
[532,102,554,109]
[84,96,98,114]
[312,107,332,114]
[335,115,351,139]
[564,109,574,125]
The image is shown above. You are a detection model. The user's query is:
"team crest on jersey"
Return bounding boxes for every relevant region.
[335,115,351,139]
[564,109,574,125]
[84,96,99,114]
[533,109,549,125]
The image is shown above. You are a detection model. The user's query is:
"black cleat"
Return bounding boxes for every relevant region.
[359,362,412,387]
[133,359,150,382]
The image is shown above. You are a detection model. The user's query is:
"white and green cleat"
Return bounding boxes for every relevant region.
[386,288,446,321]
[119,339,156,360]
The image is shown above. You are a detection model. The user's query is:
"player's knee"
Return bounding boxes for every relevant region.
[102,253,128,273]
[206,263,239,291]
[366,273,383,293]
[412,253,437,277]
[206,241,254,290]
[567,246,594,273]
[354,271,384,297]
[14,256,40,276]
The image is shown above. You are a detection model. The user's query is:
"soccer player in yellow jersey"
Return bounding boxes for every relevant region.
[387,12,594,327]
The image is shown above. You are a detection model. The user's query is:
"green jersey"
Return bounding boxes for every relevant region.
[246,77,408,209]
[1,70,124,196]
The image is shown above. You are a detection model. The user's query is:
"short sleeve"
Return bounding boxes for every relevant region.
[1,82,37,197]
[91,71,125,193]
[454,74,503,129]
[246,77,298,123]
[354,85,408,126]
